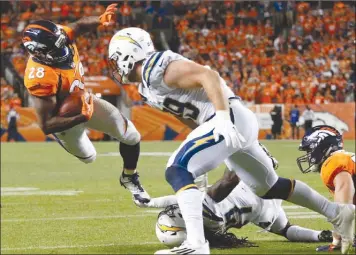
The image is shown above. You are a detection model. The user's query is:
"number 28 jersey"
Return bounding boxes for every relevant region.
[24,25,85,100]
[138,50,235,126]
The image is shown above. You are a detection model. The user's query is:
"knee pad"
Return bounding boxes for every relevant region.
[165,165,196,193]
[262,177,296,200]
[78,153,97,164]
[121,120,141,145]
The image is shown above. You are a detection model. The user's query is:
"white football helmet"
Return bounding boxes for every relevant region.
[108,27,154,84]
[155,205,187,248]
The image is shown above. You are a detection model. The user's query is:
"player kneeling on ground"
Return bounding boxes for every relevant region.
[137,169,333,248]
[22,4,149,201]
[297,125,356,252]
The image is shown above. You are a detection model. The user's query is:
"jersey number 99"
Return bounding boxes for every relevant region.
[163,98,200,121]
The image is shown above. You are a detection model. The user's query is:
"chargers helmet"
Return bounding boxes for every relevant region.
[108,27,154,84]
[22,20,73,65]
[155,204,186,248]
[297,125,343,173]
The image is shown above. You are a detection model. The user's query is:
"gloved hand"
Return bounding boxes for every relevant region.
[133,195,151,208]
[81,94,94,121]
[213,110,245,149]
[99,3,118,26]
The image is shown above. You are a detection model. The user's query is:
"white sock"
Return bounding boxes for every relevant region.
[176,188,205,246]
[286,225,321,242]
[288,180,339,220]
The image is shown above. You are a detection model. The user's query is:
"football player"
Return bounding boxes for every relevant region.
[107,28,355,254]
[22,4,149,201]
[138,170,333,247]
[297,125,356,252]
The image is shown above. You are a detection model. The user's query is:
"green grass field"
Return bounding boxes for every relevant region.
[1,140,355,254]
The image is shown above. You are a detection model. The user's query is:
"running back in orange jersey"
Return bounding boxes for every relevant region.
[24,25,85,100]
[320,150,355,199]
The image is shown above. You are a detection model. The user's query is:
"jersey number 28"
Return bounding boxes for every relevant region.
[163,98,200,121]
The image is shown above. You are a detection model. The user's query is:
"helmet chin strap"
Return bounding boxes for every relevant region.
[309,164,320,172]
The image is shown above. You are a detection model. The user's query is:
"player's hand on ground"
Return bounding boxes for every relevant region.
[213,110,245,149]
[81,94,94,121]
[99,3,118,26]
[133,194,151,208]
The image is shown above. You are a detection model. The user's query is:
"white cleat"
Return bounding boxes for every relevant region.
[155,240,210,255]
[120,172,150,202]
[329,204,355,254]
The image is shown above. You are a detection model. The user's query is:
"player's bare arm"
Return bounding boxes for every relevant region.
[206,169,240,203]
[333,171,355,204]
[67,3,117,35]
[32,94,93,135]
[164,60,228,112]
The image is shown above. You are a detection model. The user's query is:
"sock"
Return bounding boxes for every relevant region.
[286,225,321,242]
[287,180,339,220]
[123,169,136,175]
[176,188,205,246]
[119,142,140,171]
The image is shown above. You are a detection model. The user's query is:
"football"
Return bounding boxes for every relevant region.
[58,90,85,117]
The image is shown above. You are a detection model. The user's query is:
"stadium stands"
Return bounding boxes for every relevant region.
[1,1,355,107]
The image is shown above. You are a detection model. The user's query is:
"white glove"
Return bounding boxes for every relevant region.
[213,110,246,149]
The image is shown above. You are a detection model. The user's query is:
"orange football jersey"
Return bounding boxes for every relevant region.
[24,25,85,100]
[320,150,355,194]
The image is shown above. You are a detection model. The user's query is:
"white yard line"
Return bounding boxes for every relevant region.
[1,214,155,222]
[3,199,113,205]
[98,152,172,157]
[0,241,160,251]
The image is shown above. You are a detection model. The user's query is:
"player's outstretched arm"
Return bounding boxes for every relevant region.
[134,195,177,208]
[67,3,117,36]
[164,60,244,148]
[164,60,228,112]
[32,95,93,135]
[333,172,355,204]
[206,169,240,203]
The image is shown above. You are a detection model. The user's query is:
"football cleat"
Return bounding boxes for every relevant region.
[120,172,150,202]
[155,240,210,254]
[329,204,355,254]
[318,230,333,242]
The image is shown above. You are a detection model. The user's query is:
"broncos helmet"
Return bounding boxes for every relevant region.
[297,125,343,173]
[22,20,73,65]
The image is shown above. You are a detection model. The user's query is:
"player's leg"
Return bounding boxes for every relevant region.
[226,140,355,252]
[158,121,237,254]
[53,124,96,163]
[85,96,147,199]
[267,203,332,242]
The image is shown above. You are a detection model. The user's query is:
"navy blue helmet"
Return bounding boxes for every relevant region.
[22,20,73,65]
[297,125,343,173]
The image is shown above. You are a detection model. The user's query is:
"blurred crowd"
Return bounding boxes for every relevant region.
[1,1,355,106]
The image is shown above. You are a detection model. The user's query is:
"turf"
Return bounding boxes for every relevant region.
[1,140,355,254]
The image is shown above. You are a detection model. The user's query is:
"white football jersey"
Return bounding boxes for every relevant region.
[202,181,281,234]
[138,50,236,125]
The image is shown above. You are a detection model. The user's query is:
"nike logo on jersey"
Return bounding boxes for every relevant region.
[158,59,164,67]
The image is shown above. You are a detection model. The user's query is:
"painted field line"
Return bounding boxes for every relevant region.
[98,152,172,157]
[3,199,112,205]
[1,241,160,251]
[1,187,39,192]
[1,214,155,222]
[1,190,83,196]
[289,215,324,219]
